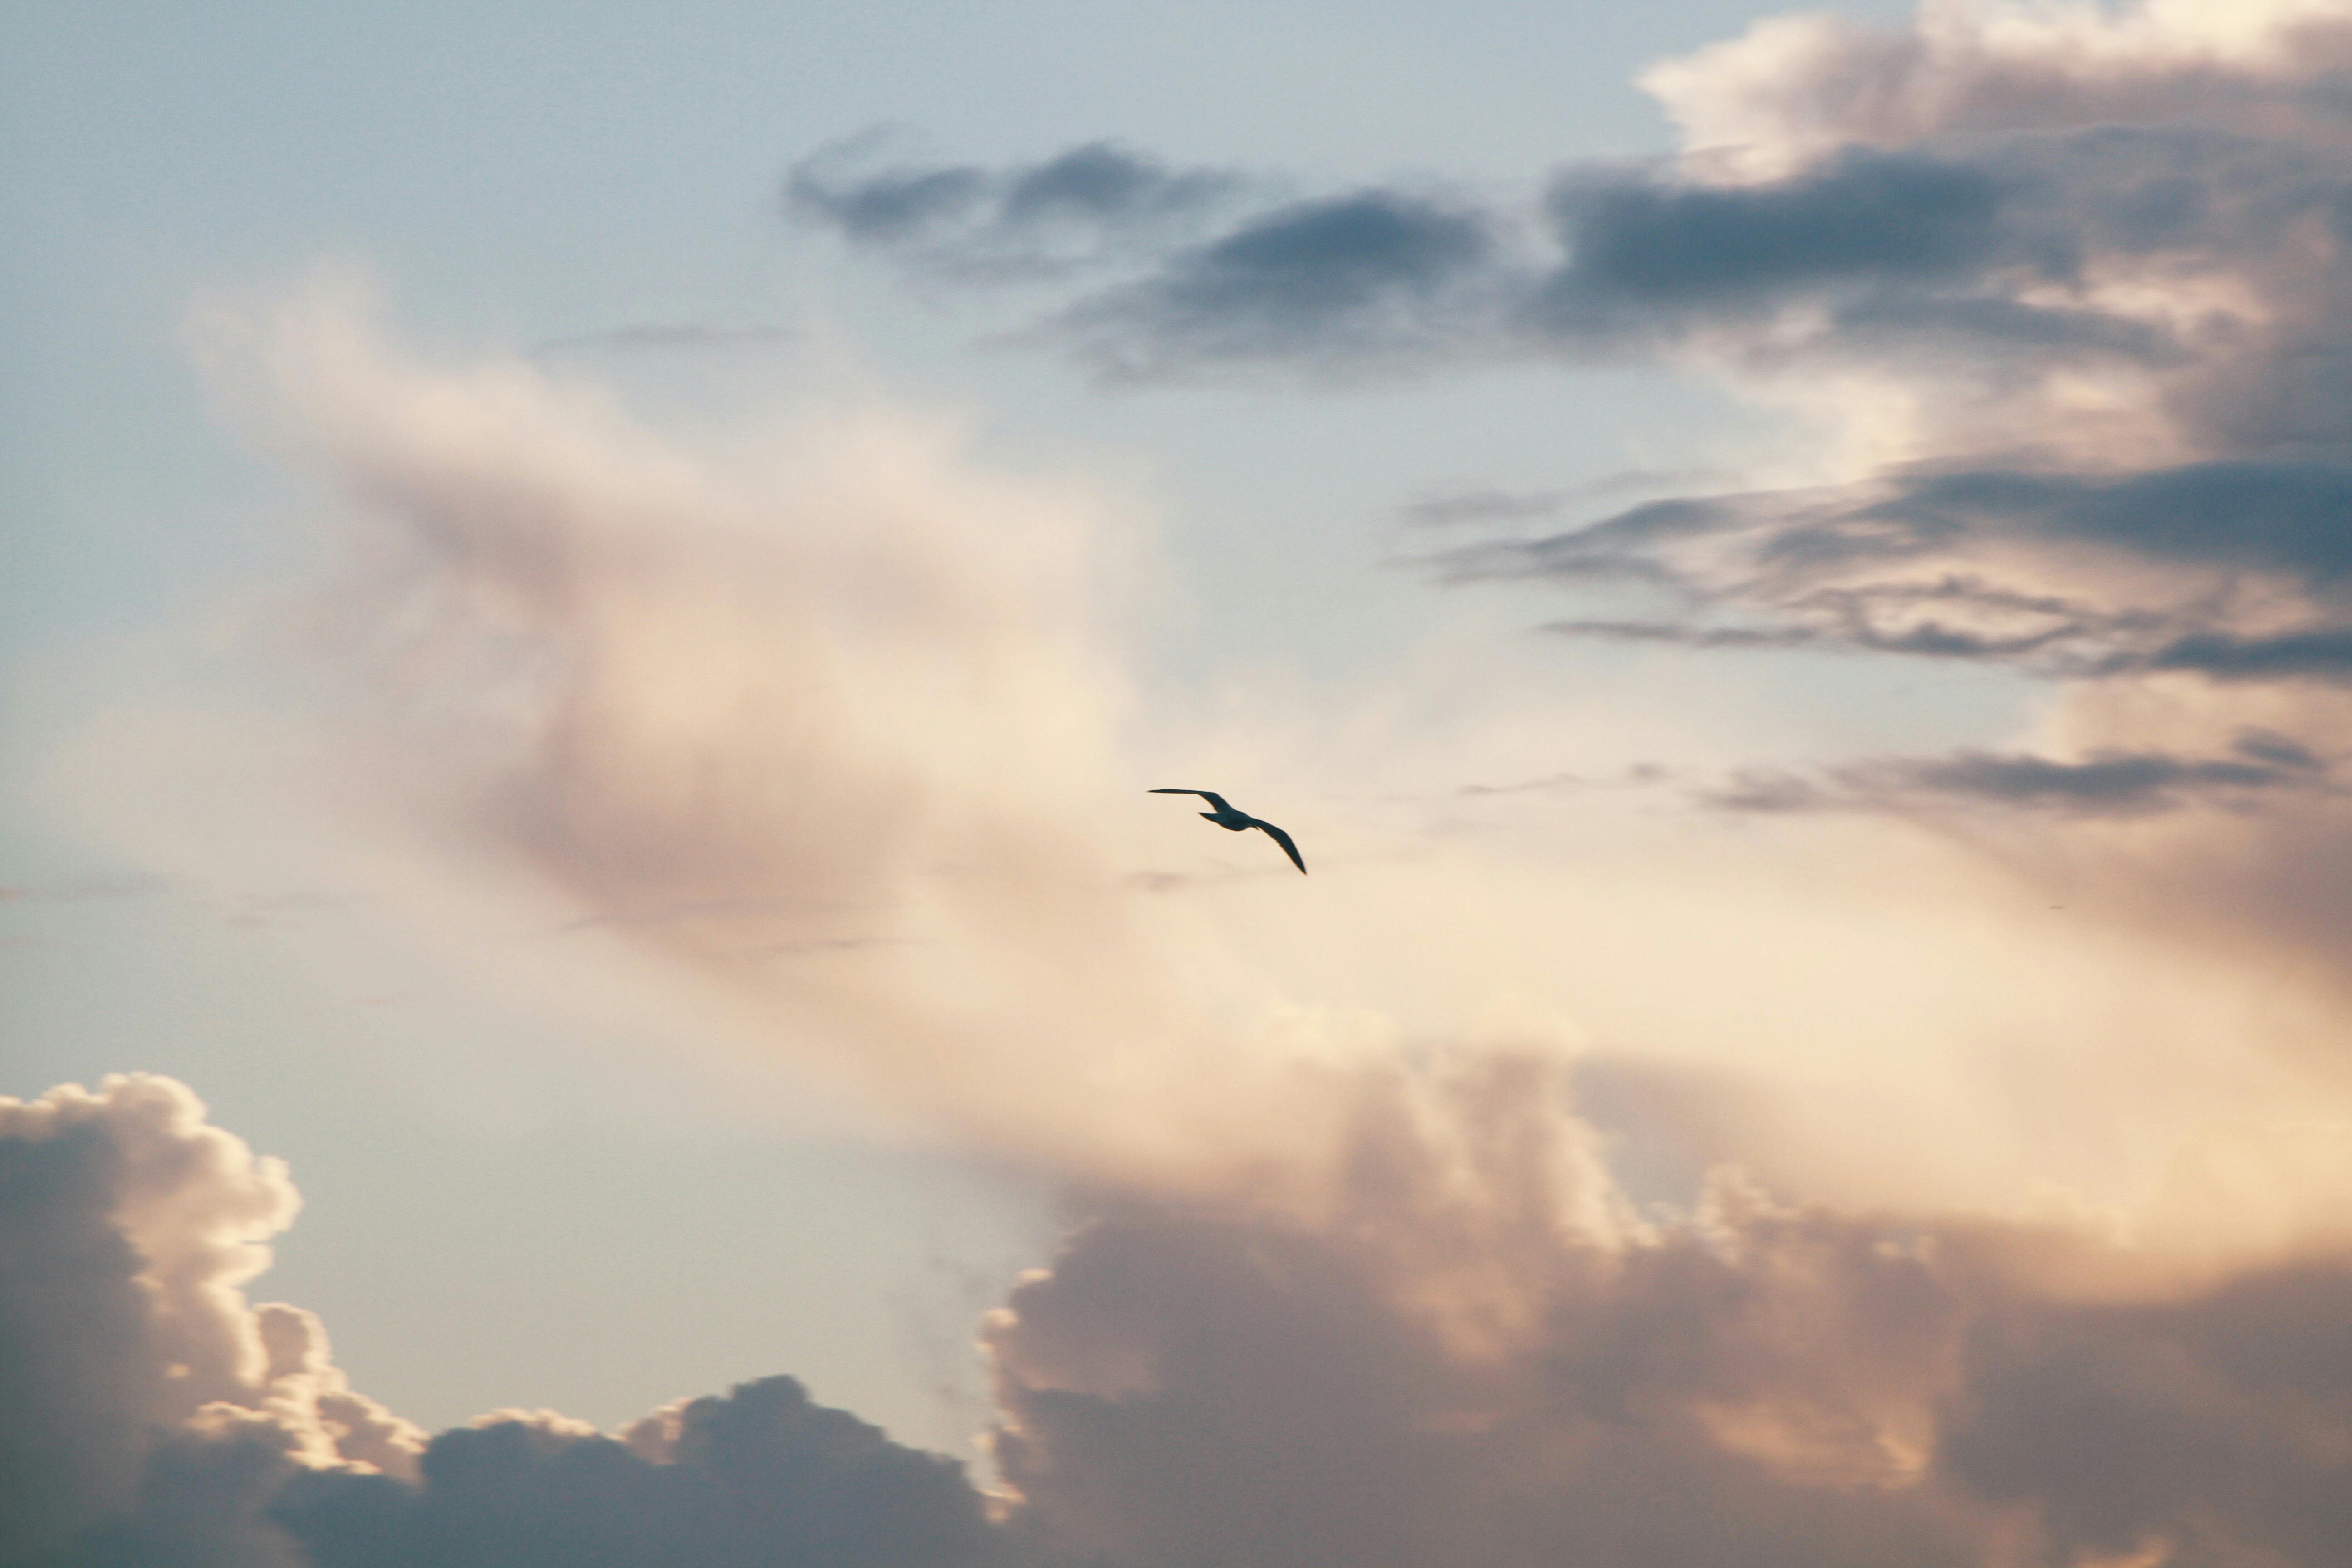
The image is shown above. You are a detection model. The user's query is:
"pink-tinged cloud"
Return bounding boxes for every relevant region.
[11,1066,2352,1566]
[32,5,2352,1559]
[0,1076,420,1562]
[167,276,1413,1190]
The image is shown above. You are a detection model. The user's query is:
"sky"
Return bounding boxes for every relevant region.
[10,1,2352,1565]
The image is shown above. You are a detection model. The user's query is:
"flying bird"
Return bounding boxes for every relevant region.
[1149,789,1306,874]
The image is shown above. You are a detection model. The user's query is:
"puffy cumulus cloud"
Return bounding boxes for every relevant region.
[0,1073,1036,1568]
[1640,0,2352,182]
[21,1063,2352,1568]
[985,1056,2352,1568]
[271,1378,1015,1568]
[0,1075,419,1565]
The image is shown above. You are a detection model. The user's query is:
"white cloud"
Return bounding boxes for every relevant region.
[0,1075,420,1561]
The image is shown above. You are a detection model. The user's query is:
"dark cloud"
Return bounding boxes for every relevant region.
[787,136,1240,281]
[1526,124,2352,368]
[273,1380,1010,1568]
[1430,122,2352,701]
[0,1120,159,1562]
[74,1418,310,1568]
[999,142,1219,227]
[791,161,991,245]
[794,59,2352,698]
[2143,626,2352,681]
[1940,1261,2352,1565]
[1044,192,1499,378]
[1888,744,2320,807]
[1444,460,2352,686]
[1397,467,1739,528]
[1703,732,2331,817]
[1540,617,1822,651]
[1531,146,2009,336]
[791,118,2348,383]
[1864,462,2352,585]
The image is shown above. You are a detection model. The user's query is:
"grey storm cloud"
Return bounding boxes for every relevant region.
[14,1065,2352,1568]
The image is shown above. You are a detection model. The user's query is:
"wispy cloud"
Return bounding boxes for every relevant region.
[787,131,1243,284]
[1705,730,2333,817]
[1397,467,1739,528]
[0,870,169,902]
[524,323,800,358]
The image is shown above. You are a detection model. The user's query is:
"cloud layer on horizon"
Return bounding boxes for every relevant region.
[13,1067,2352,1568]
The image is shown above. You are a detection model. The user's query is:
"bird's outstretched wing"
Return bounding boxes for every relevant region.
[1252,819,1307,874]
[1150,788,1232,813]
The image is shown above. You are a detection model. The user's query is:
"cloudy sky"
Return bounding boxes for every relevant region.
[12,0,2352,1563]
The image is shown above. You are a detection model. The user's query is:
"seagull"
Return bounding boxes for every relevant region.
[1149,789,1306,874]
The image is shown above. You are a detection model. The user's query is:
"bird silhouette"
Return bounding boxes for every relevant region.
[1149,789,1306,874]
